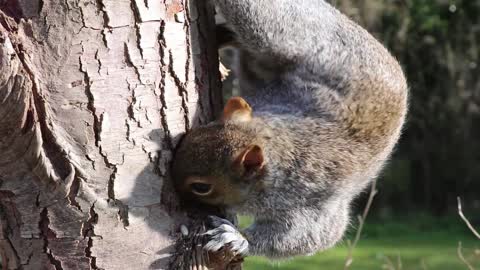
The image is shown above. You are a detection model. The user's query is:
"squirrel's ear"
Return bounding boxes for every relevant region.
[235,145,265,175]
[222,97,252,123]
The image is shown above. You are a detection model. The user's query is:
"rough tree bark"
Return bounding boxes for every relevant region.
[0,0,231,269]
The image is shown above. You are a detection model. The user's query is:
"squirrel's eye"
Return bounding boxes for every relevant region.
[190,182,213,196]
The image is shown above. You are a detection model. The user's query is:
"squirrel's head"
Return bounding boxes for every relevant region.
[172,97,267,206]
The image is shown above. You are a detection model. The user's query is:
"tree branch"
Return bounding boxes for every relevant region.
[457,242,475,270]
[456,197,479,270]
[457,197,480,239]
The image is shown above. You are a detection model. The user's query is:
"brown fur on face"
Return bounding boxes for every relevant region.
[172,118,267,206]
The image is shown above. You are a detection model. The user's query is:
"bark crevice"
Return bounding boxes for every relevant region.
[83,203,100,270]
[106,166,129,228]
[183,2,192,85]
[168,50,190,131]
[157,21,173,149]
[79,54,100,148]
[39,208,64,270]
[129,0,144,58]
[66,170,82,211]
[95,0,110,28]
[123,42,142,83]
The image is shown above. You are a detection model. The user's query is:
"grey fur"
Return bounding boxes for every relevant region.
[172,0,408,259]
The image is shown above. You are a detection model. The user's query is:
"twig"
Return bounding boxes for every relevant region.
[344,179,378,269]
[381,255,396,270]
[457,242,475,270]
[420,258,428,270]
[457,197,480,239]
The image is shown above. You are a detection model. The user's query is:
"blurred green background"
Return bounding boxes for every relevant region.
[220,0,480,269]
[241,215,479,269]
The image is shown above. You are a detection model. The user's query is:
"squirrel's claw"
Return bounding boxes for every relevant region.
[204,216,249,256]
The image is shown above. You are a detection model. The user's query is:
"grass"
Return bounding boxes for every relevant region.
[241,215,480,270]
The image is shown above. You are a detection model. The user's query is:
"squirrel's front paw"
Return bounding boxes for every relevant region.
[204,215,249,256]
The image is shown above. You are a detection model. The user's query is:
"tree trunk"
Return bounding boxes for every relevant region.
[0,0,228,269]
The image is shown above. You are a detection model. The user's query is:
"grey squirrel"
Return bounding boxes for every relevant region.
[172,0,408,259]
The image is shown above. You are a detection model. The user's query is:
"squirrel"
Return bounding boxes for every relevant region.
[172,0,408,259]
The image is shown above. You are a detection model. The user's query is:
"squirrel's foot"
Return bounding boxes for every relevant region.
[204,215,249,257]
